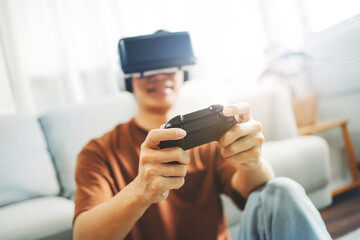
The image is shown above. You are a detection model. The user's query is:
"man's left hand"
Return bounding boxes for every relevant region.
[219,102,264,171]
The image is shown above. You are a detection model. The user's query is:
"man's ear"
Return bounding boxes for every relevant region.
[125,77,133,92]
[184,70,189,82]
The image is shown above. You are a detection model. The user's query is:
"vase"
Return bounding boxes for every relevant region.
[291,92,320,127]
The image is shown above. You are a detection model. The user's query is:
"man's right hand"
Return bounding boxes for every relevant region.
[134,128,189,205]
[73,128,188,240]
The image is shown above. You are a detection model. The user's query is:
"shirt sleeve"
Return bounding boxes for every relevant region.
[213,143,247,210]
[73,140,115,224]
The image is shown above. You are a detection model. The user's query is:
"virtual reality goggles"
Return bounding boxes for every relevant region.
[118,30,196,92]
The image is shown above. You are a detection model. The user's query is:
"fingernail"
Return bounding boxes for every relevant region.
[224,108,233,115]
[176,129,186,137]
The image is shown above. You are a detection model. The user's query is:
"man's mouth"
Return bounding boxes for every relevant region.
[147,85,173,94]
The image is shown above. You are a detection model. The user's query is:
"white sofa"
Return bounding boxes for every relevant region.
[0,83,332,239]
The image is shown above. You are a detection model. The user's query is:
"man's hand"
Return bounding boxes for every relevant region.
[134,128,190,205]
[219,102,274,198]
[74,128,189,240]
[219,102,264,171]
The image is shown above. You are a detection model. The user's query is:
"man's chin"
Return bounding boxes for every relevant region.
[146,98,176,112]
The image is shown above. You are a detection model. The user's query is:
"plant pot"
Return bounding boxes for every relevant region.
[291,92,319,127]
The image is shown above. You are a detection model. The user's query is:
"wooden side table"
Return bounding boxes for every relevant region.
[298,119,360,196]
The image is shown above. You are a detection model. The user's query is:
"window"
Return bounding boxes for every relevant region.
[302,0,360,32]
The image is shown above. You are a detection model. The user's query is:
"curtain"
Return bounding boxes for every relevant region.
[0,0,266,115]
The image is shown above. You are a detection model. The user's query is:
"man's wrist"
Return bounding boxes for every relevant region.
[116,179,152,212]
[235,157,264,172]
[231,159,275,198]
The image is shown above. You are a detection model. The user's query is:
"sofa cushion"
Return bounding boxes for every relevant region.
[0,196,74,240]
[262,135,331,193]
[39,92,137,198]
[0,115,60,206]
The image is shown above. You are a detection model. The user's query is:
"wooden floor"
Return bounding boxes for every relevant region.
[320,187,360,239]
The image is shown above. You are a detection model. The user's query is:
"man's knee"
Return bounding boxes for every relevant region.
[241,178,331,240]
[260,177,306,200]
[246,177,309,213]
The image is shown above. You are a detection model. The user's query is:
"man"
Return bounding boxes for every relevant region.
[73,32,331,240]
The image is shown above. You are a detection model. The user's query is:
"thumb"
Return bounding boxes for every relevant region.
[144,128,187,149]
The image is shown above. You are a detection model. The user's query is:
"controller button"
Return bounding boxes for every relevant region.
[210,105,223,112]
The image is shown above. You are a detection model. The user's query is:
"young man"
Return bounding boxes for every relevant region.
[73,33,331,240]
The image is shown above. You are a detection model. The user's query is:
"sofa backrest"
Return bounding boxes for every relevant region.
[38,82,225,199]
[38,83,298,199]
[0,115,60,206]
[39,92,137,198]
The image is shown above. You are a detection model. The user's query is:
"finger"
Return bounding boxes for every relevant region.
[219,120,262,147]
[221,132,264,158]
[163,177,185,190]
[223,102,251,123]
[143,128,186,149]
[141,148,190,165]
[152,177,185,191]
[142,163,187,181]
[159,164,188,178]
[226,147,262,167]
[160,148,190,165]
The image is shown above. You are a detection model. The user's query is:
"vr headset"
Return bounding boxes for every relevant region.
[118,30,196,92]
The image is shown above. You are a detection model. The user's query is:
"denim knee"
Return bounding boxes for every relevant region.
[261,177,305,198]
[239,177,331,240]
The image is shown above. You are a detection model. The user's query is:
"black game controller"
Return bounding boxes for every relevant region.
[159,105,237,150]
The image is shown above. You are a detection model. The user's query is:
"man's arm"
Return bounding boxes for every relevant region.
[219,103,275,199]
[73,128,189,240]
[230,159,275,199]
[73,180,150,240]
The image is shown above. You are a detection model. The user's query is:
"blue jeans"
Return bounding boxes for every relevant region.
[237,177,332,240]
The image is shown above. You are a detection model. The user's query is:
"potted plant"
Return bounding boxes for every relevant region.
[259,48,319,127]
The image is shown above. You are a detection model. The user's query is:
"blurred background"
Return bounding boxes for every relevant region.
[0,0,360,182]
[1,1,360,239]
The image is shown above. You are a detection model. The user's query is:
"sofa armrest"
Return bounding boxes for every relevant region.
[262,135,332,209]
